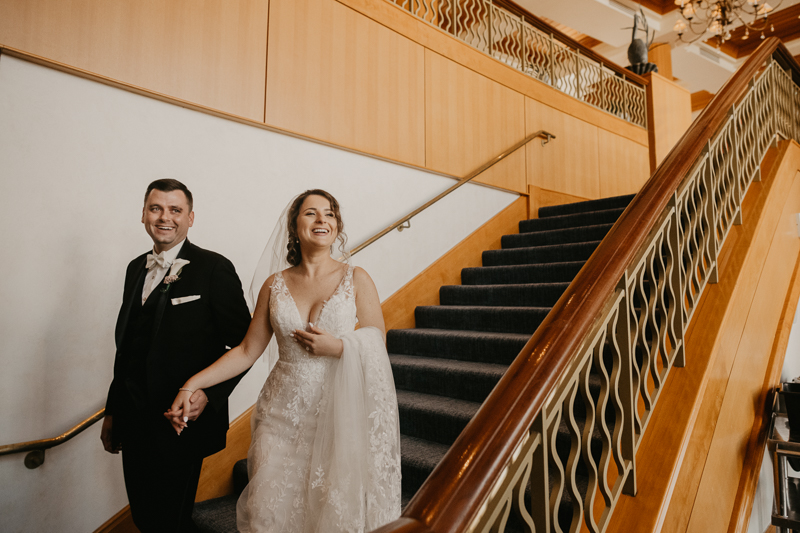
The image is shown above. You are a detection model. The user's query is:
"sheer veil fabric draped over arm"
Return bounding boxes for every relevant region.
[307,327,402,532]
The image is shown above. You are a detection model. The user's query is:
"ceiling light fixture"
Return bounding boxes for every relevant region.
[672,0,781,46]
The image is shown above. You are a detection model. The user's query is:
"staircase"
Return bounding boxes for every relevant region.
[193,193,635,532]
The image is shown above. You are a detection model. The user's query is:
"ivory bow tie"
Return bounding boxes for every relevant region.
[146,252,171,270]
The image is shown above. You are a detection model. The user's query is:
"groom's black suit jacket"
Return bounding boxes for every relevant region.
[105,240,251,458]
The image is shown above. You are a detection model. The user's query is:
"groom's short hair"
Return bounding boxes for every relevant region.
[144,179,194,212]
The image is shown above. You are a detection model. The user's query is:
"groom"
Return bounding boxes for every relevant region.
[101,179,251,532]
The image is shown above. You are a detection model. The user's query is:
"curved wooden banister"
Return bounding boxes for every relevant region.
[375,37,799,533]
[492,0,648,88]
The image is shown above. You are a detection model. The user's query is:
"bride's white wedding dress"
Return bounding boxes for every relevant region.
[237,266,402,533]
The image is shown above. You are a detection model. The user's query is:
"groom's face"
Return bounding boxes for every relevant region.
[142,189,194,253]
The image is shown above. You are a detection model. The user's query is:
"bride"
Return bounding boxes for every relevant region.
[166,189,401,532]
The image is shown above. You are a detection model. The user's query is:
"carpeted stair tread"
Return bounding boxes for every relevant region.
[483,240,601,266]
[538,194,634,218]
[390,353,507,402]
[401,434,450,501]
[519,208,625,234]
[461,262,585,285]
[233,459,248,496]
[194,494,239,533]
[387,328,530,364]
[440,282,570,308]
[415,305,551,334]
[397,389,481,445]
[501,223,613,249]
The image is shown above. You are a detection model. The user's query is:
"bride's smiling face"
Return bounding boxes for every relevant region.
[295,195,338,249]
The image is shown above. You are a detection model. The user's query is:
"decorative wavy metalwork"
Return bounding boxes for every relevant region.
[460,57,799,533]
[386,0,647,128]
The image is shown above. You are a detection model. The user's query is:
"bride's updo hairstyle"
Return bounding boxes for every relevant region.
[286,189,347,266]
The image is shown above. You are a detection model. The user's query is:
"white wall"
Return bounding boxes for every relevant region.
[0,54,517,532]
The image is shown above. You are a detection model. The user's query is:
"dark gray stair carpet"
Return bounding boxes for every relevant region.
[415,305,551,334]
[538,194,634,218]
[461,261,585,285]
[388,329,531,364]
[501,223,613,249]
[519,207,626,234]
[195,194,634,530]
[194,495,239,533]
[390,354,506,402]
[397,389,481,445]
[390,194,634,506]
[439,282,570,308]
[401,435,450,507]
[483,240,601,266]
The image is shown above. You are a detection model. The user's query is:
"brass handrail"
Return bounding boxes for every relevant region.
[0,408,105,469]
[350,130,555,256]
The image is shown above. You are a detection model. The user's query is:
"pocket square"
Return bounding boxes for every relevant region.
[171,295,201,305]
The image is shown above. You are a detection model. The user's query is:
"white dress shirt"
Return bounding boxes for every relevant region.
[142,240,186,305]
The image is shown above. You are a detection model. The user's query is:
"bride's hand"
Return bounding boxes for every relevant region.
[292,323,344,358]
[164,389,195,435]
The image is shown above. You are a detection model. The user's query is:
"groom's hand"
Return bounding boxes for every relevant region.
[100,415,121,453]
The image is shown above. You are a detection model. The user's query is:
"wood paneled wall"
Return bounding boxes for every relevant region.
[649,42,674,80]
[425,50,526,192]
[645,71,693,171]
[0,0,270,121]
[525,98,650,199]
[264,0,426,167]
[0,0,652,198]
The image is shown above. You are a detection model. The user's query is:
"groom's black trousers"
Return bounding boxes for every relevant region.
[121,426,203,533]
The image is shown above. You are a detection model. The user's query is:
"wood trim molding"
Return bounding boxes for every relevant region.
[93,506,135,533]
[381,196,528,331]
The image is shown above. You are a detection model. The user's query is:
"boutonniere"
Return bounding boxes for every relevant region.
[161,259,190,293]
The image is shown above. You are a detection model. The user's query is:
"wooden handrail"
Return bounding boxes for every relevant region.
[492,0,648,87]
[374,37,799,533]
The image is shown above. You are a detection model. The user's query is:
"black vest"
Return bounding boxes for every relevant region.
[119,274,163,414]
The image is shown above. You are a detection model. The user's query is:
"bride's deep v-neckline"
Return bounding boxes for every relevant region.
[280,267,350,326]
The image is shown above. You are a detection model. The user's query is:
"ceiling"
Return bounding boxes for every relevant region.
[515,0,800,106]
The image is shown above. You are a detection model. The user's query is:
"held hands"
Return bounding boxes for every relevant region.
[164,388,209,435]
[291,323,343,358]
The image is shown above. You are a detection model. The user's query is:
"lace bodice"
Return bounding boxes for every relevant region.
[269,266,357,364]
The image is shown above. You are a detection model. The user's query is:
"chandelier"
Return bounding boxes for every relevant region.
[673,0,781,45]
